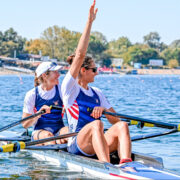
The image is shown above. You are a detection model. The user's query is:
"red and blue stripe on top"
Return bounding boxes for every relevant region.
[67,88,101,133]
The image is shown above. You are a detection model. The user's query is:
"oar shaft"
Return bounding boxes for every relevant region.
[131,129,178,142]
[103,111,178,130]
[0,110,45,132]
[0,132,77,153]
[26,132,78,146]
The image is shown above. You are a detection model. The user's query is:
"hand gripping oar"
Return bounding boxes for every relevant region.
[0,110,46,133]
[0,106,63,133]
[0,132,77,153]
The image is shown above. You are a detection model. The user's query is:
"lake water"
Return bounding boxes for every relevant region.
[0,74,180,179]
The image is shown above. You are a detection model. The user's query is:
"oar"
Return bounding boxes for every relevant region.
[0,110,45,133]
[0,106,63,133]
[0,132,77,153]
[131,129,178,142]
[51,105,180,130]
[26,144,67,150]
[103,111,180,130]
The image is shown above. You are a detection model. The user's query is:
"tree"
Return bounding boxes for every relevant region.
[161,48,180,65]
[25,39,47,55]
[107,37,132,57]
[86,31,110,65]
[168,59,179,68]
[88,31,108,55]
[91,31,108,47]
[0,28,26,57]
[41,26,81,60]
[170,39,180,48]
[143,32,161,50]
[122,44,159,65]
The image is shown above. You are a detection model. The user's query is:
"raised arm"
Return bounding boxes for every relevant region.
[69,0,98,79]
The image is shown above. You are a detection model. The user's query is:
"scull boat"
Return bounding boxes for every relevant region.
[0,109,180,179]
[0,130,180,180]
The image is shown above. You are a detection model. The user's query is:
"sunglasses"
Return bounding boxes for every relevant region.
[85,67,98,73]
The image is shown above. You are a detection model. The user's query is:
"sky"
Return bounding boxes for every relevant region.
[0,0,179,45]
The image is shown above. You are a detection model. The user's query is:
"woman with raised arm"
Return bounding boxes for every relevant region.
[62,0,132,163]
[22,62,68,145]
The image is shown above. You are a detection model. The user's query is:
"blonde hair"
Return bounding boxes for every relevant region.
[34,71,50,87]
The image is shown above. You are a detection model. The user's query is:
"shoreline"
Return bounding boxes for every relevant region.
[1,67,180,76]
[137,69,180,75]
[0,67,34,75]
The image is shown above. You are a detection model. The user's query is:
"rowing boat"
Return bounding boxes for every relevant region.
[0,130,180,179]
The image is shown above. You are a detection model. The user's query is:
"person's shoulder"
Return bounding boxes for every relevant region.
[26,87,36,96]
[91,86,102,94]
[64,71,75,81]
[57,84,61,90]
[24,87,36,100]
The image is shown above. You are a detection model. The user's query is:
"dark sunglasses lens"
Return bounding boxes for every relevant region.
[92,67,97,73]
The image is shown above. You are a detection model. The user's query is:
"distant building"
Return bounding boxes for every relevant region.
[17,54,41,61]
[111,58,124,68]
[134,63,142,69]
[149,59,163,66]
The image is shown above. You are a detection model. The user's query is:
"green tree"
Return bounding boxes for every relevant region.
[25,39,47,55]
[161,48,180,65]
[143,32,161,50]
[107,37,132,57]
[0,28,26,57]
[169,39,180,48]
[86,31,111,66]
[88,32,108,56]
[41,26,81,60]
[168,59,179,68]
[122,44,159,65]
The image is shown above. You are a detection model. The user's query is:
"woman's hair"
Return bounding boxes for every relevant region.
[67,54,93,68]
[34,71,50,87]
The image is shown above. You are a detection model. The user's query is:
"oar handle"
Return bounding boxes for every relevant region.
[0,142,25,153]
[0,110,45,132]
[50,105,63,110]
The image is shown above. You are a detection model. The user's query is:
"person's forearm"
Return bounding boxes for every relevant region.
[70,19,93,78]
[69,0,97,78]
[105,108,121,124]
[22,113,39,128]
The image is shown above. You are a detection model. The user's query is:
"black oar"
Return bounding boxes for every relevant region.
[0,105,63,133]
[131,129,178,142]
[27,129,178,150]
[53,105,180,130]
[103,111,180,130]
[0,136,31,142]
[26,144,67,150]
[0,110,45,133]
[0,132,77,153]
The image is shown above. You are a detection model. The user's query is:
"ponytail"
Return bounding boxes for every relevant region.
[34,73,41,87]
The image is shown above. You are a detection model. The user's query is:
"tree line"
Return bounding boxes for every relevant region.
[0,27,180,68]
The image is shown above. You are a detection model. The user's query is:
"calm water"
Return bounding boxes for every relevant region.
[0,74,180,179]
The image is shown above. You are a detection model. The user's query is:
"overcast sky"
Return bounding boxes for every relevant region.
[0,0,179,45]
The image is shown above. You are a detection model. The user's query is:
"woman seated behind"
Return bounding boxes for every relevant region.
[61,0,132,164]
[22,61,68,145]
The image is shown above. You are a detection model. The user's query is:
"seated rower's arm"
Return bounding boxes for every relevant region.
[22,112,40,129]
[22,105,51,129]
[104,107,121,124]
